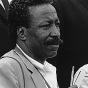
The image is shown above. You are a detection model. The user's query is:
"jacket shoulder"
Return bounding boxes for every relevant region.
[0,50,25,88]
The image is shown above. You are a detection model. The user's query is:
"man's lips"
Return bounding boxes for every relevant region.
[46,45,59,51]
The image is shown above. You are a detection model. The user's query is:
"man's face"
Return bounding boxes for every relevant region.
[26,4,60,59]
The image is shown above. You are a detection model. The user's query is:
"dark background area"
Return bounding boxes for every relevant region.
[0,0,15,57]
[48,0,88,88]
[0,16,15,57]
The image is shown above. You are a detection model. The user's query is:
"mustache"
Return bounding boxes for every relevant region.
[44,36,63,45]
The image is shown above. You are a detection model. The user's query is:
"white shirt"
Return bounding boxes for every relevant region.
[16,44,58,88]
[0,0,12,9]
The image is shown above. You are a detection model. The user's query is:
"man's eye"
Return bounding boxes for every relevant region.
[55,23,60,27]
[41,24,51,28]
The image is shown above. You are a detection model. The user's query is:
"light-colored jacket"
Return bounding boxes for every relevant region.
[0,47,48,88]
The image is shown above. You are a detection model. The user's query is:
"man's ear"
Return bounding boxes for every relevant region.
[17,27,27,41]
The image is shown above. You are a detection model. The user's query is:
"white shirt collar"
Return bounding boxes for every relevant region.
[0,0,12,9]
[16,44,45,71]
[16,44,57,88]
[8,0,12,3]
[0,0,5,9]
[16,44,56,72]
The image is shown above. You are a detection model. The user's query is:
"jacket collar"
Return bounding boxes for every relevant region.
[80,0,88,10]
[15,46,34,72]
[15,46,47,88]
[0,4,7,21]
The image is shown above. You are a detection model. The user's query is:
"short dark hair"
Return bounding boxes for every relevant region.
[7,0,53,44]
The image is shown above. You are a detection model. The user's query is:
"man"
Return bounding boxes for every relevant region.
[53,0,88,88]
[0,0,14,57]
[0,0,63,88]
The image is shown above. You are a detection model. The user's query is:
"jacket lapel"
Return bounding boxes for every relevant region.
[1,0,9,13]
[80,0,88,10]
[15,46,47,88]
[31,67,47,88]
[0,4,7,21]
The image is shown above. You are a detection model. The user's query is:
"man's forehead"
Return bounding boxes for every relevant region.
[29,4,58,20]
[36,4,56,13]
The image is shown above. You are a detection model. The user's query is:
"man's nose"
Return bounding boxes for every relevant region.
[50,25,60,37]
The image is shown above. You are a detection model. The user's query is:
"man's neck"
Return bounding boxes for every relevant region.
[17,39,46,64]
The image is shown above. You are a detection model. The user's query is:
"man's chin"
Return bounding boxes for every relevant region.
[44,44,59,58]
[47,50,58,58]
